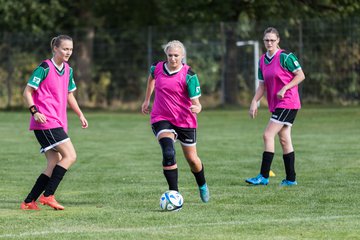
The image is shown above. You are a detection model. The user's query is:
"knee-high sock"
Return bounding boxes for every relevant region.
[24,174,50,203]
[283,152,296,181]
[163,168,178,192]
[192,164,206,187]
[260,151,274,178]
[44,165,67,196]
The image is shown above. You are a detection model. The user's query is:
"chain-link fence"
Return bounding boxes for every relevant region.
[1,18,359,109]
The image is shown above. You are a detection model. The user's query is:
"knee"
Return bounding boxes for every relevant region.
[263,132,272,142]
[66,151,77,165]
[279,133,292,147]
[279,136,287,147]
[159,138,176,167]
[163,147,175,163]
[71,152,77,163]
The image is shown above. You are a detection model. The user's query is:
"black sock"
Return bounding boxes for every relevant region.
[163,168,178,192]
[283,152,296,181]
[24,174,50,203]
[44,165,67,197]
[192,165,206,187]
[260,151,274,178]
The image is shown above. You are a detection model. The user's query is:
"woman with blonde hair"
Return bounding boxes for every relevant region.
[142,40,209,203]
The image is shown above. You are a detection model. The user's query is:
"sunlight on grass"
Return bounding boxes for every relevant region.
[0,108,359,239]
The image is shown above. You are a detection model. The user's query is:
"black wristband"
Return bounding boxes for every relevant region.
[29,105,38,115]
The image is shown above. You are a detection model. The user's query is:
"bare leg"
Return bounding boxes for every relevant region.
[55,140,77,170]
[263,120,285,152]
[181,145,202,173]
[44,150,62,177]
[182,144,209,202]
[278,125,293,154]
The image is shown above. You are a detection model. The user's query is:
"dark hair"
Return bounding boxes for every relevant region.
[50,35,73,51]
[263,27,280,39]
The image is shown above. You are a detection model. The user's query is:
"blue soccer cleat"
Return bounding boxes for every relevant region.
[245,174,269,185]
[199,183,210,203]
[280,179,298,186]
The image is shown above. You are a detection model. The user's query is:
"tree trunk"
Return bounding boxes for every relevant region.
[223,25,239,105]
[74,29,94,106]
[6,68,13,109]
[3,33,14,109]
[74,8,94,106]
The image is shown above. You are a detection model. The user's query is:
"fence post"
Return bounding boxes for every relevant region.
[147,26,152,68]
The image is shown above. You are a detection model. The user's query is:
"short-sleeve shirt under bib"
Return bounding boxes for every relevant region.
[258,50,302,112]
[150,61,201,128]
[27,59,76,133]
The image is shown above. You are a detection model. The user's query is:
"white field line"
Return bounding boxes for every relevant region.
[0,215,359,238]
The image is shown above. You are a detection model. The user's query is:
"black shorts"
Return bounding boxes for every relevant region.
[151,120,197,146]
[270,108,298,126]
[34,127,70,153]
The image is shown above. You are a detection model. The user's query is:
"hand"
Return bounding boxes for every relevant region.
[249,101,258,119]
[34,112,47,123]
[190,104,202,114]
[141,101,150,114]
[79,115,88,129]
[277,88,287,99]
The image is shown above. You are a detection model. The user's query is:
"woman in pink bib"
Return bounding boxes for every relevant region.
[21,35,88,210]
[245,27,305,187]
[142,40,209,203]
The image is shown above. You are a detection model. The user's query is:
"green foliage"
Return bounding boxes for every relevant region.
[0,48,37,107]
[299,18,360,104]
[1,0,360,107]
[90,71,112,107]
[0,0,66,32]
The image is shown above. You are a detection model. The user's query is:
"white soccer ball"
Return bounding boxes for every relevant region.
[159,190,184,211]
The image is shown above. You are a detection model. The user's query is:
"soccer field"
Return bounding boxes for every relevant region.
[0,108,359,239]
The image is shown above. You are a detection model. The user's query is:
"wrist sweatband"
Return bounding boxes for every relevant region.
[29,105,38,115]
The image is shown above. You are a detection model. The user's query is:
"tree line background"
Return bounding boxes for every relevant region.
[0,0,359,109]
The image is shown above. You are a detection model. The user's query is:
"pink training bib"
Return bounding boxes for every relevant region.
[259,50,301,112]
[29,59,70,132]
[151,61,198,128]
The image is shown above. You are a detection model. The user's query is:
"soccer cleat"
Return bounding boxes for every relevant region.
[280,179,298,186]
[20,201,40,210]
[39,195,65,210]
[245,174,269,185]
[199,183,210,203]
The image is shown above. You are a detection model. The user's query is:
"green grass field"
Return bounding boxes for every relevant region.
[0,107,359,239]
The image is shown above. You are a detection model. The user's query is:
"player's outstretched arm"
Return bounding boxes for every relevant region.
[141,75,155,115]
[68,92,88,128]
